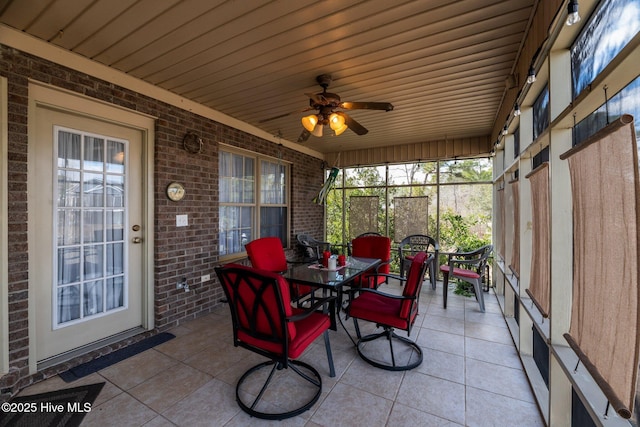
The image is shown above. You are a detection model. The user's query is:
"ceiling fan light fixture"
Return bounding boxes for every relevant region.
[301,114,318,132]
[311,123,323,137]
[334,123,348,136]
[329,113,346,130]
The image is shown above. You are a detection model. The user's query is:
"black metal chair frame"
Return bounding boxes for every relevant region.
[441,244,493,312]
[347,253,432,371]
[215,264,336,420]
[296,233,331,262]
[397,234,439,289]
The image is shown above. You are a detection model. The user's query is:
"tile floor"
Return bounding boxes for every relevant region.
[18,281,545,426]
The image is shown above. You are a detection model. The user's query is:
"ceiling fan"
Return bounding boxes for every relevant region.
[261,74,394,143]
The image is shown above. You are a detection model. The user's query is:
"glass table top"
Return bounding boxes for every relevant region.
[283,256,381,289]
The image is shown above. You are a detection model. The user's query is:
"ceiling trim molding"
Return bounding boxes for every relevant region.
[324,136,492,168]
[0,24,324,160]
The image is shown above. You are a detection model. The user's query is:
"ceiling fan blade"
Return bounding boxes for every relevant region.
[305,92,327,105]
[340,101,394,111]
[297,129,311,142]
[336,111,368,135]
[259,107,313,124]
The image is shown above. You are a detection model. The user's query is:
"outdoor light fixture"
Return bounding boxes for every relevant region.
[301,114,319,132]
[514,103,521,116]
[527,66,537,84]
[502,125,509,136]
[566,0,581,26]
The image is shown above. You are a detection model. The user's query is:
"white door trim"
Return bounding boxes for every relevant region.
[27,81,155,374]
[0,77,9,375]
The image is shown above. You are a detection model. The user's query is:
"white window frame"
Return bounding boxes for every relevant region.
[218,144,291,260]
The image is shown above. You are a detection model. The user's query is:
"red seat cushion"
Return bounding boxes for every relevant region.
[238,309,330,359]
[439,265,480,279]
[348,292,410,330]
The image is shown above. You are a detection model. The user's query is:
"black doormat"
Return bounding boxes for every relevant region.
[59,332,175,383]
[0,382,104,427]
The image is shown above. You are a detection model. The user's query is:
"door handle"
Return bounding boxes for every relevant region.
[132,237,142,244]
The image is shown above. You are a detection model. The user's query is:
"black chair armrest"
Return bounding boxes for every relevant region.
[288,295,337,329]
[348,287,416,302]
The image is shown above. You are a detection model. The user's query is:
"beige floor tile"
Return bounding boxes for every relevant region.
[81,391,158,426]
[183,341,244,377]
[388,402,463,427]
[416,328,465,356]
[397,372,466,425]
[162,379,240,426]
[129,363,212,412]
[465,358,535,403]
[311,382,393,427]
[142,415,177,426]
[422,313,465,335]
[340,356,404,400]
[100,349,178,390]
[417,347,465,384]
[154,329,218,361]
[465,336,522,369]
[466,386,545,427]
[464,321,514,345]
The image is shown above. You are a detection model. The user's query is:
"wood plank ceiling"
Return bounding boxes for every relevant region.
[0,0,536,156]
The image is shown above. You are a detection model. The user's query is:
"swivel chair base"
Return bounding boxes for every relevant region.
[236,359,322,420]
[356,328,423,371]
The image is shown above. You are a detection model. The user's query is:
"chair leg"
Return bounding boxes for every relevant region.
[429,262,436,289]
[442,271,449,309]
[323,330,335,377]
[472,278,486,312]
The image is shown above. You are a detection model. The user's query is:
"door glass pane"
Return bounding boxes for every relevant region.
[54,127,128,327]
[84,136,104,171]
[107,210,124,241]
[83,210,104,243]
[106,243,124,276]
[84,173,104,207]
[57,170,81,207]
[58,210,80,246]
[84,280,104,316]
[58,285,80,323]
[84,244,104,280]
[57,247,80,285]
[57,131,81,169]
[106,140,125,173]
[106,277,124,310]
[106,174,124,207]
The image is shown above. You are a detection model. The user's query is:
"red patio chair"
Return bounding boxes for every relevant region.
[347,251,431,371]
[215,263,336,420]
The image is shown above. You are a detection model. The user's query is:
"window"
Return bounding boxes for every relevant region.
[571,0,640,99]
[219,148,289,257]
[55,127,127,326]
[533,85,549,140]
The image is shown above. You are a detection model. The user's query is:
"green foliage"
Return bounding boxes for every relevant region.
[324,160,493,297]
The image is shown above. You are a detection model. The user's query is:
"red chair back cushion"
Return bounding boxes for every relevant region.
[351,235,391,286]
[400,251,428,319]
[245,237,288,272]
[220,264,296,352]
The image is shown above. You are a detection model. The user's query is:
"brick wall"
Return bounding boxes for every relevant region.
[0,46,325,396]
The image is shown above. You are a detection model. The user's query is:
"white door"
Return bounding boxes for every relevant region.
[30,105,145,362]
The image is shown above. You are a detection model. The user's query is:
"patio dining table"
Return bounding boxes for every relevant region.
[281,256,381,378]
[282,256,382,294]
